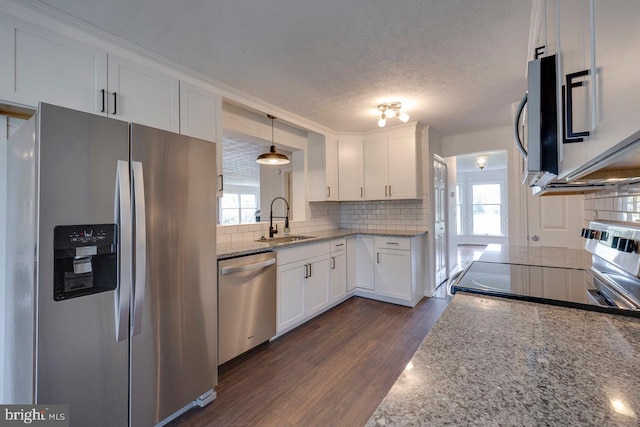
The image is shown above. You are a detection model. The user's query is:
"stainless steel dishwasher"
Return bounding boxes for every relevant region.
[218,251,277,365]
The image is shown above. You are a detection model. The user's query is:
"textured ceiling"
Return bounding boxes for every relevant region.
[29,0,532,135]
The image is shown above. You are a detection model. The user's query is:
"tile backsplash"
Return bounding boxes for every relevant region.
[583,184,640,223]
[339,199,429,231]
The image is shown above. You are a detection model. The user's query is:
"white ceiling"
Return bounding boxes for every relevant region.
[456,150,508,172]
[29,0,532,135]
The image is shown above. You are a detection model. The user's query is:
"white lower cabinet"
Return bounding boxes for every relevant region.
[277,242,332,335]
[330,239,347,302]
[353,235,424,307]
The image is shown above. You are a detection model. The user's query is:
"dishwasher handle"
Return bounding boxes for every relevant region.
[220,258,276,275]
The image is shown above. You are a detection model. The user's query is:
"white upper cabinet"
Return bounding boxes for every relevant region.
[179,81,223,196]
[107,55,179,132]
[363,124,421,200]
[587,0,640,163]
[0,16,107,114]
[308,132,339,201]
[337,136,364,201]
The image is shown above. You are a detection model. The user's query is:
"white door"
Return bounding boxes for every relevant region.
[107,54,179,132]
[337,137,364,201]
[330,251,347,302]
[434,159,448,286]
[375,249,411,300]
[0,18,107,113]
[363,135,388,200]
[277,262,305,332]
[305,256,330,317]
[526,191,584,248]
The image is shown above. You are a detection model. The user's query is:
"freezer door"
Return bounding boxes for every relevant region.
[130,124,217,426]
[35,104,130,426]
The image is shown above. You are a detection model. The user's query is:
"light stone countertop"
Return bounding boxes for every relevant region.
[368,293,640,426]
[478,243,592,270]
[217,228,427,260]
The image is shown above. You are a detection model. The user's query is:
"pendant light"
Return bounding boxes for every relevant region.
[257,115,290,165]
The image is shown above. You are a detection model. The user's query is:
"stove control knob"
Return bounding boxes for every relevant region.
[616,238,637,253]
[581,228,599,239]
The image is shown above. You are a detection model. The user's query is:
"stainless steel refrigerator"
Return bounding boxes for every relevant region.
[2,103,217,426]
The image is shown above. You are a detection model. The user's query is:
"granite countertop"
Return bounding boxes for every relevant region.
[217,228,427,259]
[368,293,640,426]
[478,243,592,270]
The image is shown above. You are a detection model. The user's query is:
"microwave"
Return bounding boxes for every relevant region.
[514,54,558,187]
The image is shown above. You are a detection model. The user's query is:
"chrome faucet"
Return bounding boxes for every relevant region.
[269,197,290,238]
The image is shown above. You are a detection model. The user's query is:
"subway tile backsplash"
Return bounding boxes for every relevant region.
[583,183,640,224]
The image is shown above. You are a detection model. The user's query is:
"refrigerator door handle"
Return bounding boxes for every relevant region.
[115,160,132,342]
[132,161,147,336]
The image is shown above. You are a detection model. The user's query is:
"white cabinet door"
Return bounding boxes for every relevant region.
[375,248,411,300]
[346,237,357,292]
[363,134,388,200]
[0,17,107,113]
[330,251,347,302]
[277,260,306,332]
[387,129,419,199]
[308,133,339,201]
[305,255,331,317]
[325,136,339,201]
[355,236,375,290]
[107,54,179,132]
[588,0,640,162]
[179,81,223,196]
[337,136,364,201]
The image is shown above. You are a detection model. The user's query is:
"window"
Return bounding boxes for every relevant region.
[471,183,502,235]
[220,193,258,225]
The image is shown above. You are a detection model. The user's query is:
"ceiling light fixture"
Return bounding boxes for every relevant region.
[257,114,290,165]
[377,102,410,127]
[476,155,488,170]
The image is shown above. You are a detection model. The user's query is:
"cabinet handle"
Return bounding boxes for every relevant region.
[327,186,331,198]
[388,185,391,197]
[386,242,399,245]
[100,89,106,113]
[309,263,312,277]
[335,243,344,247]
[112,92,117,115]
[377,252,380,264]
[564,69,591,142]
[331,256,335,269]
[384,186,388,197]
[360,187,363,198]
[218,174,224,192]
[304,264,309,278]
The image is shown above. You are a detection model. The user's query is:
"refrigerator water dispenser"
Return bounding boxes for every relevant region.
[53,224,118,301]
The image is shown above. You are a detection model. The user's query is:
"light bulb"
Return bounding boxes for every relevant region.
[378,114,386,127]
[398,111,410,123]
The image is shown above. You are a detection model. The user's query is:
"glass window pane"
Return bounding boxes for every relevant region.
[240,209,257,224]
[220,209,240,225]
[456,205,462,235]
[240,194,256,208]
[472,184,501,204]
[472,205,501,235]
[220,194,239,208]
[456,185,461,204]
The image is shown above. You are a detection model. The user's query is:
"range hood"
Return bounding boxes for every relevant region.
[533,129,640,195]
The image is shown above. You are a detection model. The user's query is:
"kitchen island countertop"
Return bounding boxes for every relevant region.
[368,293,640,426]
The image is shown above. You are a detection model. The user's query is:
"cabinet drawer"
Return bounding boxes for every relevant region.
[277,241,331,265]
[331,238,347,252]
[375,236,410,251]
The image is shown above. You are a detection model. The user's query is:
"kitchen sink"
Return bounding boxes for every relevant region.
[255,235,315,244]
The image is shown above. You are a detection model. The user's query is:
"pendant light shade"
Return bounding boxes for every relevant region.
[257,115,290,165]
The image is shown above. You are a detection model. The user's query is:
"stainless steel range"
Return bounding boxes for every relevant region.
[449,221,640,317]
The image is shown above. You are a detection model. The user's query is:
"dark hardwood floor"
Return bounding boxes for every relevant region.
[169,296,449,427]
